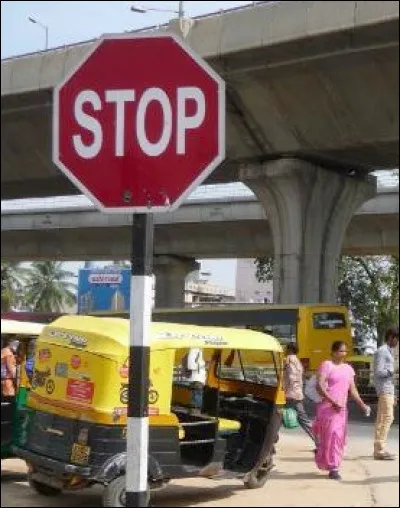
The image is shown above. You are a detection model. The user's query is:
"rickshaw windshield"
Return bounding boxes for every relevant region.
[218,349,281,387]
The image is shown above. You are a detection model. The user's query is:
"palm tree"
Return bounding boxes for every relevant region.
[24,261,77,312]
[1,261,29,311]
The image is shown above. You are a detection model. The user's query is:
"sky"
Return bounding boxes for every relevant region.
[1,1,257,58]
[0,1,257,289]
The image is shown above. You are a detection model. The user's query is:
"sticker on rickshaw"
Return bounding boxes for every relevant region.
[47,330,88,349]
[55,362,68,378]
[32,367,51,388]
[66,379,94,404]
[38,349,52,362]
[113,406,127,417]
[71,355,81,369]
[120,383,129,404]
[148,407,160,416]
[204,337,228,346]
[46,379,56,395]
[119,358,129,378]
[148,381,159,404]
[112,407,127,422]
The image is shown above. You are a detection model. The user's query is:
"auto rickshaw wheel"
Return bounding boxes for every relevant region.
[102,475,150,507]
[244,457,274,489]
[27,474,61,497]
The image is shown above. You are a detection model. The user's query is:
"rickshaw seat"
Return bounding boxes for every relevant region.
[177,416,241,440]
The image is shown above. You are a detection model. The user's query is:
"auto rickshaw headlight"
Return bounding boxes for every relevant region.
[77,428,89,445]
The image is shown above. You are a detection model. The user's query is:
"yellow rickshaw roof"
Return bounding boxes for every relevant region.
[1,319,45,337]
[39,315,283,354]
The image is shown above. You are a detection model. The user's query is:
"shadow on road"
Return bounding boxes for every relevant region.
[152,483,241,507]
[0,481,102,508]
[0,471,241,508]
[350,455,398,461]
[271,471,326,481]
[278,457,314,463]
[342,476,399,486]
[0,471,27,484]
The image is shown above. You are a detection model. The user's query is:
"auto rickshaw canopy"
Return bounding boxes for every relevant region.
[38,315,283,357]
[1,319,45,337]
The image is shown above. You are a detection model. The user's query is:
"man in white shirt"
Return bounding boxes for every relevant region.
[185,348,206,413]
[373,327,398,460]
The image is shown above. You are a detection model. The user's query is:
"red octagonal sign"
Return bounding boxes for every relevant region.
[53,33,225,212]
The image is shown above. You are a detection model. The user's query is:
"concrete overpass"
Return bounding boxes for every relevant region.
[2,1,398,305]
[1,1,399,201]
[2,186,397,260]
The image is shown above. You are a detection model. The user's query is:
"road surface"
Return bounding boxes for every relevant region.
[1,423,398,507]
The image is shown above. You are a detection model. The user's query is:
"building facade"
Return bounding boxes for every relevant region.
[235,259,273,303]
[77,264,235,312]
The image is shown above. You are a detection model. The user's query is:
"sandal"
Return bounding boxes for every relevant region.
[374,452,396,461]
[328,470,342,480]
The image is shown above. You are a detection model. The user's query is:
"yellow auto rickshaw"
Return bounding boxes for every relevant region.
[14,315,285,505]
[1,319,45,459]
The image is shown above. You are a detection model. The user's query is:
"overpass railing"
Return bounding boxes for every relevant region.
[1,170,398,214]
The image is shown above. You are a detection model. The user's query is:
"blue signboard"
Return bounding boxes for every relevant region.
[77,266,130,313]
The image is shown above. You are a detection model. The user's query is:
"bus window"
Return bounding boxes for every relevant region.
[271,324,296,345]
[313,313,346,329]
[218,349,279,387]
[246,324,296,346]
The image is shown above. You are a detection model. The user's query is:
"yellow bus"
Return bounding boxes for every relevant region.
[98,304,353,372]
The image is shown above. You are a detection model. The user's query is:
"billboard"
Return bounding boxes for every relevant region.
[77,266,130,313]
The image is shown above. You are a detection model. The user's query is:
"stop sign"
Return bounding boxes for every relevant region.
[53,33,225,212]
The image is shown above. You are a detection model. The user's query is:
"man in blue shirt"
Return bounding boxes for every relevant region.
[25,340,36,384]
[373,327,398,460]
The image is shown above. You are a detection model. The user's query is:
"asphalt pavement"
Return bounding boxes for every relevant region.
[1,423,398,507]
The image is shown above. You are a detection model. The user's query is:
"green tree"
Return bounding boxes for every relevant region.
[254,257,274,283]
[24,261,77,312]
[1,261,29,311]
[338,256,399,346]
[254,255,399,348]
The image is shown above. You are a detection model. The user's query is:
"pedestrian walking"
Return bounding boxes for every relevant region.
[283,343,316,446]
[313,341,370,480]
[1,339,17,397]
[373,327,398,460]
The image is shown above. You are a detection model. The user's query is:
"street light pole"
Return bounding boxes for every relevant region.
[178,1,184,19]
[130,2,191,37]
[28,16,48,50]
[131,1,184,19]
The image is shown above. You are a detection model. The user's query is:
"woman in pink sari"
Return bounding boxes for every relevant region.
[313,341,370,480]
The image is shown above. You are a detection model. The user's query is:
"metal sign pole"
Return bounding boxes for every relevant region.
[126,213,154,507]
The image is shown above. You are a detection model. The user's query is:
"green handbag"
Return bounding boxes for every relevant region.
[282,407,299,429]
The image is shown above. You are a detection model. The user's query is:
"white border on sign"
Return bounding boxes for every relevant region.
[53,32,226,214]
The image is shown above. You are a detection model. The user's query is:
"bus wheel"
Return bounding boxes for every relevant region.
[28,474,61,497]
[244,458,274,489]
[103,475,150,507]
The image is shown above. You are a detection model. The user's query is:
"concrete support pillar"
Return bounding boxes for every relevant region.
[241,159,376,304]
[154,255,200,308]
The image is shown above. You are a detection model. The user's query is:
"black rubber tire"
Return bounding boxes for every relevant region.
[103,476,150,507]
[28,474,61,497]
